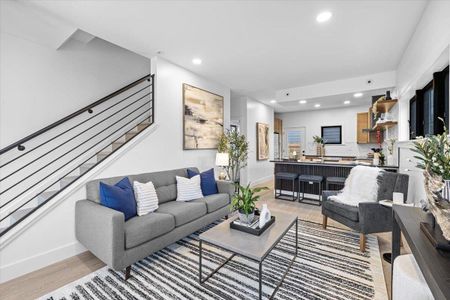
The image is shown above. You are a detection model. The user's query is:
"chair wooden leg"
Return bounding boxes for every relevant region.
[322,215,328,229]
[360,233,366,252]
[124,266,131,280]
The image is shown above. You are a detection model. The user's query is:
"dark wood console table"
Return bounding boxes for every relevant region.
[392,206,450,300]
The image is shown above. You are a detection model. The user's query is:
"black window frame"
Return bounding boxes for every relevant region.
[409,96,417,139]
[409,65,449,138]
[321,125,342,145]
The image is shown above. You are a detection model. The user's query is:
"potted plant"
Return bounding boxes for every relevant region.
[313,135,325,157]
[217,130,249,184]
[371,147,383,166]
[412,118,450,241]
[231,184,268,224]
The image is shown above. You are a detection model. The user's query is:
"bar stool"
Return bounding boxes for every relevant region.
[298,175,324,206]
[275,172,298,201]
[326,176,346,190]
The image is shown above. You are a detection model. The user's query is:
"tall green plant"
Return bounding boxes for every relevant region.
[231,184,268,215]
[218,130,249,183]
[412,118,450,180]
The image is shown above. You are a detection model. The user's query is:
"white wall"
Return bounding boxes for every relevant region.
[0,0,150,147]
[396,0,450,141]
[277,105,376,157]
[230,95,274,185]
[394,0,450,205]
[0,56,230,283]
[245,98,274,185]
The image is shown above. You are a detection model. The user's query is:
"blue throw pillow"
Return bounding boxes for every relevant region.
[99,177,137,221]
[187,168,218,196]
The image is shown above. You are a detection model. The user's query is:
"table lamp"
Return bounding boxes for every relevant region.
[215,153,229,180]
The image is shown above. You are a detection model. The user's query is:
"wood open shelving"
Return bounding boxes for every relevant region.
[372,99,398,113]
[372,121,398,131]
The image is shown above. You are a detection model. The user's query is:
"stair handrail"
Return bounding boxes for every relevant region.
[0,74,152,155]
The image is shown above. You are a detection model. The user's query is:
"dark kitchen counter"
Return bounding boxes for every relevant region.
[271,159,398,196]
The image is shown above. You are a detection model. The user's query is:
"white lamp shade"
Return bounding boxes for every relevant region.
[215,153,229,166]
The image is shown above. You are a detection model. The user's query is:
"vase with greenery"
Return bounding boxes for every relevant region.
[231,184,268,224]
[217,130,249,184]
[412,118,450,240]
[313,135,325,157]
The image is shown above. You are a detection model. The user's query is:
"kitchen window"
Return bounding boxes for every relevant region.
[321,126,342,144]
[283,127,306,158]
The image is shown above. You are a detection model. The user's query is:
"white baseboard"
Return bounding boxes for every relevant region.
[249,175,274,186]
[0,241,86,284]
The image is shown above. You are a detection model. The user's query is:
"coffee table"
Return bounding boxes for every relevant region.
[199,211,298,300]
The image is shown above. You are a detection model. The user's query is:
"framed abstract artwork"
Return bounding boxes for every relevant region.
[256,122,269,160]
[183,83,224,150]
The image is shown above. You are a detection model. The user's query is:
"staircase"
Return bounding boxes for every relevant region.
[0,74,154,237]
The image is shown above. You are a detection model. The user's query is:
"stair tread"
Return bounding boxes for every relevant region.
[38,191,58,199]
[61,175,79,181]
[10,207,35,220]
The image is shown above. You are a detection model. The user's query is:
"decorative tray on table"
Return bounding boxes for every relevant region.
[230,214,275,236]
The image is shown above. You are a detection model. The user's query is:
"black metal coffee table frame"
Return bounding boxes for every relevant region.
[199,218,298,300]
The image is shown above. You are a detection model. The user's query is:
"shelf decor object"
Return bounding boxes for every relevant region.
[230,214,275,236]
[412,119,450,244]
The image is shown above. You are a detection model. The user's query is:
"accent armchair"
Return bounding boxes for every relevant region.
[322,171,409,252]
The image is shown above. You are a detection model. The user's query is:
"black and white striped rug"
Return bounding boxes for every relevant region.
[41,220,387,300]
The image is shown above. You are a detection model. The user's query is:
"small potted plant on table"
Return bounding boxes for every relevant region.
[231,184,268,224]
[313,135,325,157]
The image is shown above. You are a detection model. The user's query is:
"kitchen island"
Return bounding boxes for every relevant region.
[272,159,398,196]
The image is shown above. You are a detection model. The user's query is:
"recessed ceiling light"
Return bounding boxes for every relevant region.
[192,58,202,65]
[314,104,321,108]
[344,100,351,104]
[316,11,332,23]
[270,100,277,104]
[299,100,307,104]
[353,92,363,98]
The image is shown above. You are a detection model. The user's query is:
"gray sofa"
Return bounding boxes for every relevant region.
[75,167,233,279]
[322,171,409,252]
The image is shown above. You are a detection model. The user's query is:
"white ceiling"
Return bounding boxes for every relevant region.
[273,88,390,113]
[26,0,427,109]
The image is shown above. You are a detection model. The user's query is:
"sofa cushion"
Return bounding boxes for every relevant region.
[125,212,175,249]
[323,199,359,222]
[187,168,218,196]
[176,175,203,201]
[192,194,229,213]
[86,168,200,204]
[99,177,136,221]
[157,201,207,227]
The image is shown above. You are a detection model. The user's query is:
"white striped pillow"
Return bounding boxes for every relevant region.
[176,175,203,201]
[133,181,159,216]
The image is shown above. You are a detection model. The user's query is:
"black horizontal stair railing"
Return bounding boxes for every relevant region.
[0,74,155,237]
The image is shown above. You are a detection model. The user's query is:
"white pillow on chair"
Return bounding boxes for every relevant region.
[133,181,159,216]
[176,175,203,201]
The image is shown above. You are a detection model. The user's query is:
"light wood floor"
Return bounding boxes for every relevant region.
[0,182,409,299]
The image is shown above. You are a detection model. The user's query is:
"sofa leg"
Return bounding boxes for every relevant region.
[322,215,328,229]
[360,233,366,252]
[124,266,131,280]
